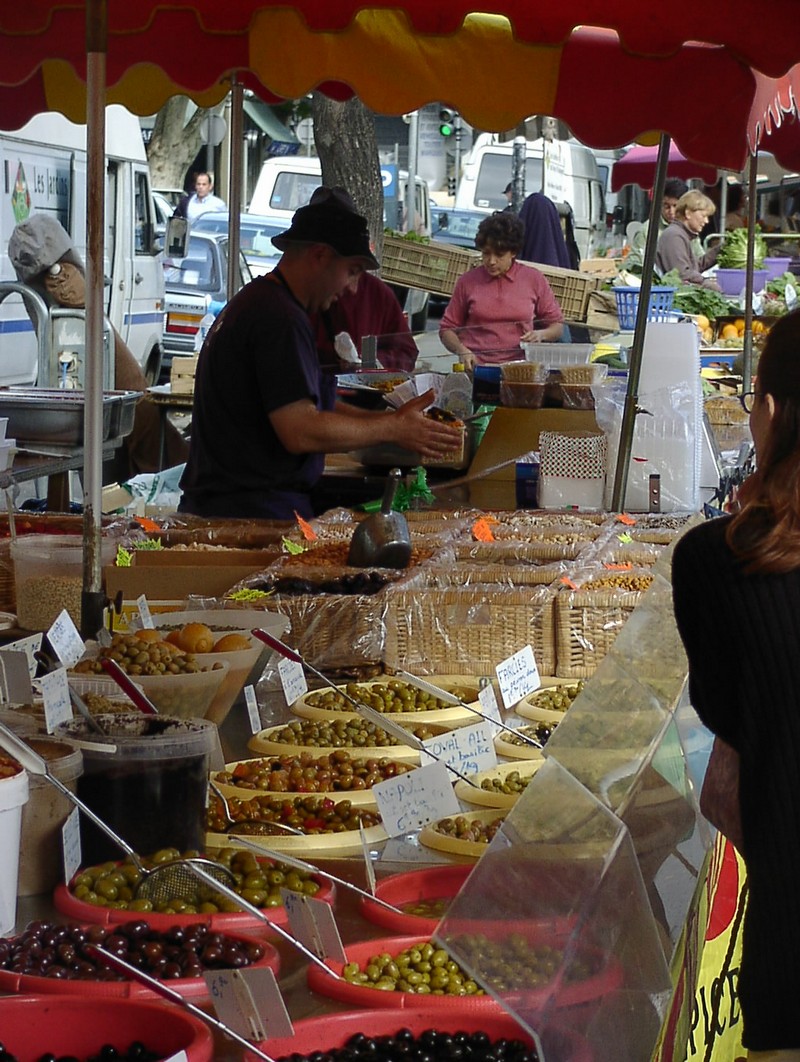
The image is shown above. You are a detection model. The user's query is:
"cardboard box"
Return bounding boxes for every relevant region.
[104,556,273,603]
[128,548,278,568]
[468,408,600,482]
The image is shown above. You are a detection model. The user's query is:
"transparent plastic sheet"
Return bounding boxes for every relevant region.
[595,377,701,513]
[436,757,673,1061]
[554,565,655,679]
[384,569,558,675]
[152,512,294,548]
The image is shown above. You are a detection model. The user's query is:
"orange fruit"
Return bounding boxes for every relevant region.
[720,324,739,340]
[134,629,162,643]
[175,622,214,653]
[212,633,253,652]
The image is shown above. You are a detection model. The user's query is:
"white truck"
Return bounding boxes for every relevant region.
[0,105,164,387]
[455,134,607,259]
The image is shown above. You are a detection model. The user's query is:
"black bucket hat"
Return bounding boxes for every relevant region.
[272,186,379,269]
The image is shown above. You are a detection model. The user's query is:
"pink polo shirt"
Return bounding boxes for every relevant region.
[439,260,563,364]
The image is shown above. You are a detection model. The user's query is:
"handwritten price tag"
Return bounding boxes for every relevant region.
[41,667,73,733]
[360,822,377,895]
[0,650,33,704]
[372,762,460,837]
[136,594,155,629]
[0,632,42,679]
[62,807,82,884]
[205,969,266,1041]
[495,645,541,710]
[278,657,307,705]
[47,610,85,669]
[478,682,502,726]
[281,890,346,962]
[420,721,497,777]
[244,685,261,734]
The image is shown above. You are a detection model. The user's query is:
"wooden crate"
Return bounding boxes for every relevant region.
[380,236,480,297]
[519,261,603,322]
[170,354,199,395]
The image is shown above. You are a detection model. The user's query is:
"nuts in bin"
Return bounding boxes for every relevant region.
[68,847,322,914]
[207,793,382,834]
[72,631,222,677]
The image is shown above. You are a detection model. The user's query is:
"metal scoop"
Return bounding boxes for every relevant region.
[100,657,159,714]
[0,720,234,904]
[209,779,305,837]
[347,467,411,568]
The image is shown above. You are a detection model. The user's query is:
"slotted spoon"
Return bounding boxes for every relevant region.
[0,720,234,904]
[209,779,305,836]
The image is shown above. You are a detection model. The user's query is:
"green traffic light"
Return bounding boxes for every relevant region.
[439,122,454,137]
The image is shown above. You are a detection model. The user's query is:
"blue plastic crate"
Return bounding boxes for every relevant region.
[612,286,676,330]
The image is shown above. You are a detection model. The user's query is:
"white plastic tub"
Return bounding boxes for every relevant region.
[0,761,29,933]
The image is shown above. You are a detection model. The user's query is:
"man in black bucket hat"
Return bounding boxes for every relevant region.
[180,187,460,521]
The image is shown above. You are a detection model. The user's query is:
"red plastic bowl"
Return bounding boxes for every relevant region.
[0,995,214,1061]
[360,865,475,933]
[244,1006,593,1062]
[307,932,622,1013]
[54,859,334,933]
[0,925,280,1002]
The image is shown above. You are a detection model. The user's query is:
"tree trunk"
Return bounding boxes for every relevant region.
[146,97,209,191]
[311,94,383,255]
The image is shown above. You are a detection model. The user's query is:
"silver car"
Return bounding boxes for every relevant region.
[190,212,284,278]
[162,230,252,369]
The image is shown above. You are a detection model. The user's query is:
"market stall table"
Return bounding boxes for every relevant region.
[0,444,121,511]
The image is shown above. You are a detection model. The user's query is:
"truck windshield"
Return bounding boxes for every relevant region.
[474,156,544,210]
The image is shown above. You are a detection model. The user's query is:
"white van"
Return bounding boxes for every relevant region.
[455,134,606,259]
[0,105,164,387]
[248,156,432,236]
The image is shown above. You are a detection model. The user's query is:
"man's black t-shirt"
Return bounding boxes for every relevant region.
[179,273,334,519]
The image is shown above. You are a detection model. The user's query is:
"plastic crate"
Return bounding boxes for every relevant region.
[612,286,676,330]
[521,262,603,322]
[380,236,480,296]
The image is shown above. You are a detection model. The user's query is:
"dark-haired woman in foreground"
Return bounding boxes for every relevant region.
[672,310,800,1059]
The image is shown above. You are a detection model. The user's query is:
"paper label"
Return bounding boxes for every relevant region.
[244,685,261,734]
[281,890,346,962]
[360,822,377,895]
[41,667,73,733]
[294,512,318,541]
[47,609,85,669]
[372,761,460,837]
[62,806,82,884]
[380,836,440,864]
[0,650,33,704]
[136,594,155,629]
[478,682,502,725]
[0,632,42,679]
[495,645,541,710]
[205,968,267,1041]
[278,657,307,705]
[420,720,498,777]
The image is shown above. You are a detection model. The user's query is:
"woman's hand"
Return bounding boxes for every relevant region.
[459,351,477,371]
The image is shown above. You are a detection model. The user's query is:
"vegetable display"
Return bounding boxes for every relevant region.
[717,226,767,269]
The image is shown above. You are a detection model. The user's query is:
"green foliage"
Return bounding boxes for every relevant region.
[717,227,767,269]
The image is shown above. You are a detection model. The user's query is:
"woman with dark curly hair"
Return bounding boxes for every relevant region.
[439,211,563,367]
[672,310,800,1058]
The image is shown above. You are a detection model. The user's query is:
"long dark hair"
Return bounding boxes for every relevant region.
[726,310,800,572]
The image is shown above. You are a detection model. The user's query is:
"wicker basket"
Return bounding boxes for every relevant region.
[384,574,557,675]
[555,583,648,678]
[425,562,564,588]
[380,236,481,297]
[519,262,603,322]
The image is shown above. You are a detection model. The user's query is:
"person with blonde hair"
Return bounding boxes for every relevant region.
[655,189,721,288]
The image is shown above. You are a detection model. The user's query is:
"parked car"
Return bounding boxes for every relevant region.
[152,190,175,243]
[162,230,252,370]
[431,207,484,249]
[191,212,283,277]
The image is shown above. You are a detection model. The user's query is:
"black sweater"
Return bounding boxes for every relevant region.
[672,515,800,1051]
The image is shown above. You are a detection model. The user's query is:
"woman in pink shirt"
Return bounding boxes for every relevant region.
[439,212,564,367]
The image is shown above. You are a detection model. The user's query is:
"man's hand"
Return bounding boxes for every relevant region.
[392,389,464,458]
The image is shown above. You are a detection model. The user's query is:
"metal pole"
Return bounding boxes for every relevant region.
[227,78,244,302]
[742,151,760,391]
[454,115,462,197]
[82,0,107,639]
[512,136,526,213]
[406,111,418,234]
[611,133,671,512]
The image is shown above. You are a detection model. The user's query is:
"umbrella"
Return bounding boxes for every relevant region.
[611,143,720,192]
[0,5,797,630]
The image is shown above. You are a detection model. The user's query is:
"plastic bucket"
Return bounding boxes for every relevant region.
[612,286,675,329]
[763,256,791,281]
[0,996,214,1061]
[0,761,29,935]
[18,737,83,897]
[54,713,216,864]
[715,268,769,295]
[11,534,118,631]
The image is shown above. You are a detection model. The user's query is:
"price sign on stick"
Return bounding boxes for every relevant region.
[47,610,85,669]
[420,721,497,777]
[41,667,72,733]
[281,890,346,962]
[278,657,307,705]
[244,685,261,733]
[372,762,460,837]
[136,595,155,629]
[478,682,502,726]
[62,807,82,884]
[495,645,541,710]
[1,633,42,679]
[0,650,33,704]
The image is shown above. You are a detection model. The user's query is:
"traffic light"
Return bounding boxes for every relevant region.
[439,108,456,137]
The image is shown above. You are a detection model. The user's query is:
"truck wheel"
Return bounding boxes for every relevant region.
[144,346,163,386]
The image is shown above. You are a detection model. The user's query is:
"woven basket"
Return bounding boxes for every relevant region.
[486,534,588,561]
[429,560,563,587]
[384,576,556,675]
[555,585,646,678]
